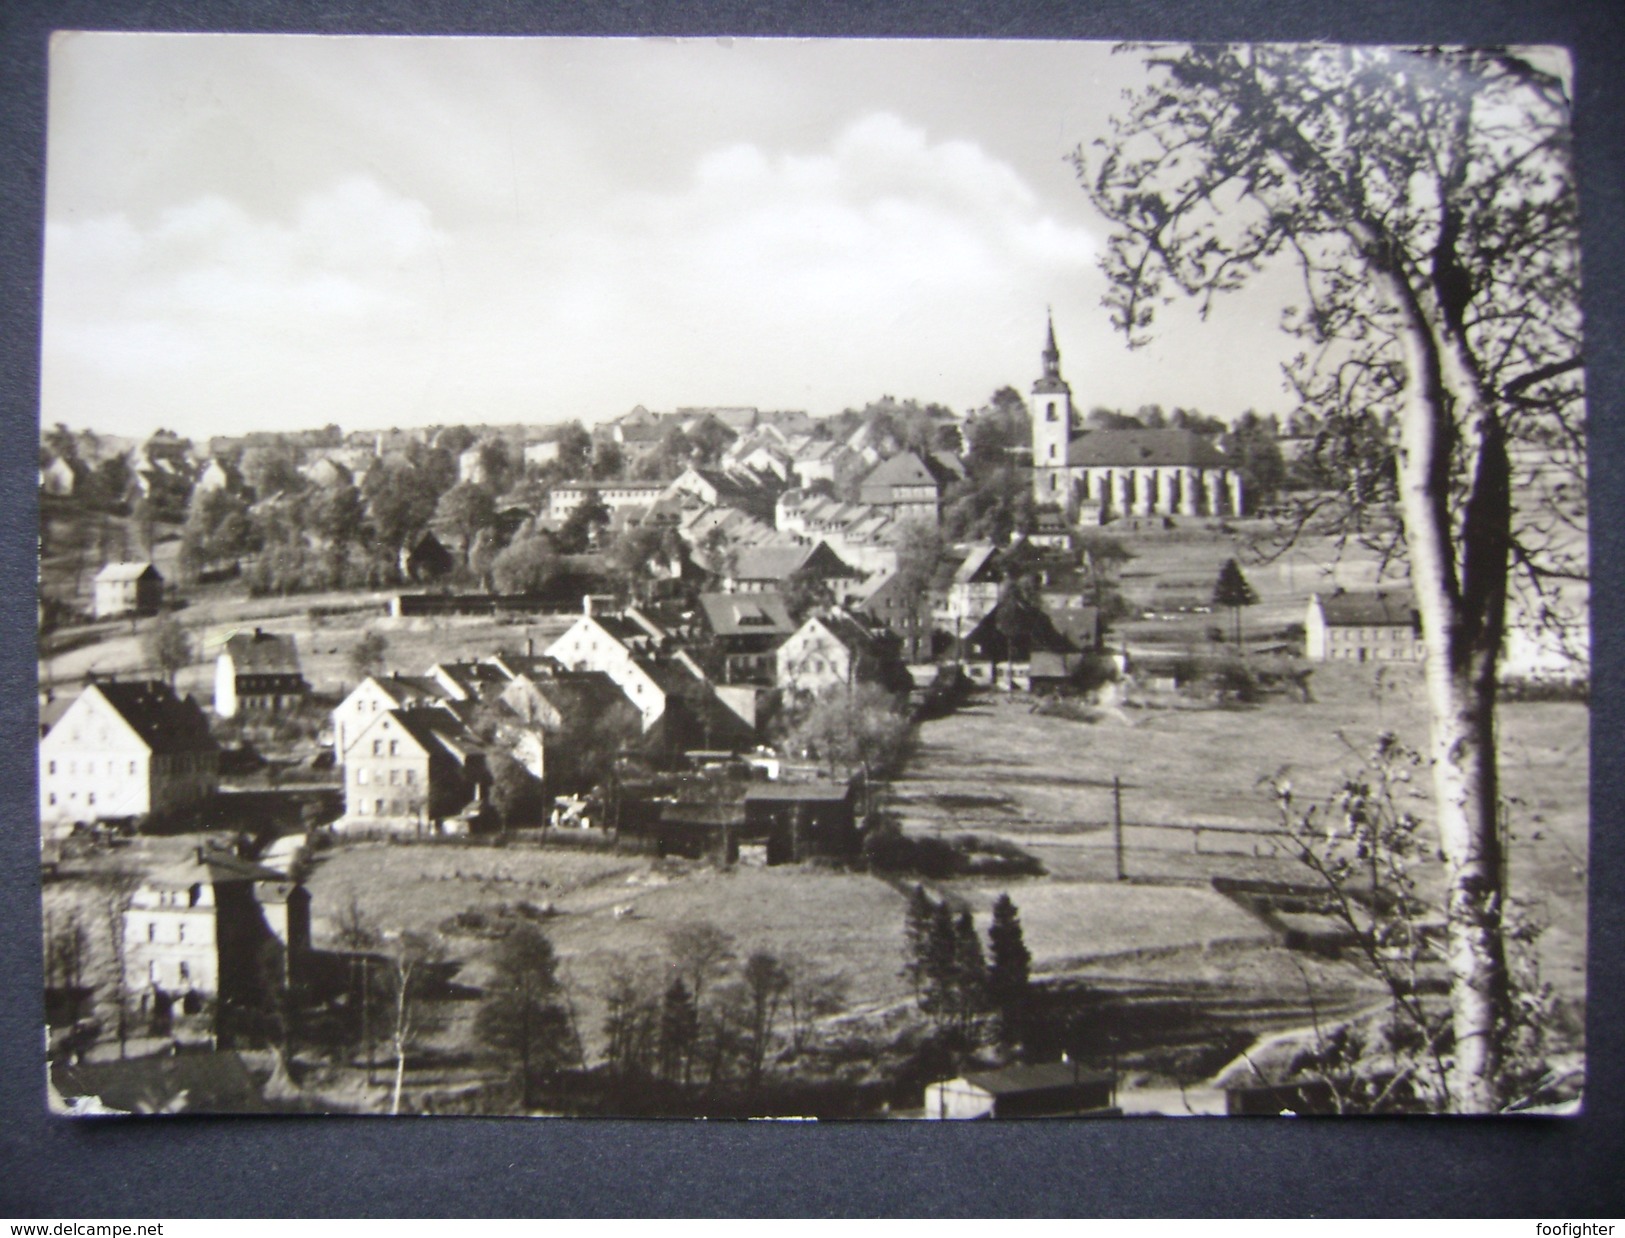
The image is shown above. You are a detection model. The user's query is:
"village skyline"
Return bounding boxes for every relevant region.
[41,35,1328,442]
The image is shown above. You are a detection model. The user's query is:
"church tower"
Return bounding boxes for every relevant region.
[1030,313,1074,504]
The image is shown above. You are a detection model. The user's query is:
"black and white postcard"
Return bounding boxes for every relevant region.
[36,36,1589,1119]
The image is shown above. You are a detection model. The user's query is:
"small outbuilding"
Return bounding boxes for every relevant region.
[743,779,858,865]
[924,1061,1118,1119]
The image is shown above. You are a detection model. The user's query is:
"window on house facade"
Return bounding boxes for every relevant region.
[148,922,156,942]
[373,740,383,756]
[357,768,368,784]
[389,741,399,756]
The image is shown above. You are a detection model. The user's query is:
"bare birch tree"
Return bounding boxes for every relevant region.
[1080,45,1585,1110]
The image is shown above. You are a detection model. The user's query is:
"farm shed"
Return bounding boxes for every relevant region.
[743,780,858,865]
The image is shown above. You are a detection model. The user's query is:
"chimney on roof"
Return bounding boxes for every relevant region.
[254,627,263,639]
[583,595,594,616]
[527,636,534,658]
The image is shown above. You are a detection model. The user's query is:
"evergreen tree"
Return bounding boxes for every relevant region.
[657,977,699,1084]
[986,893,1033,1049]
[920,902,959,1023]
[474,924,578,1111]
[950,910,988,1038]
[902,884,935,999]
[1211,558,1260,650]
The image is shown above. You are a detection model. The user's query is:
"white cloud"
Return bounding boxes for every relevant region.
[42,116,1103,432]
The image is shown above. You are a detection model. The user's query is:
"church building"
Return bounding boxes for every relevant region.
[1029,318,1243,521]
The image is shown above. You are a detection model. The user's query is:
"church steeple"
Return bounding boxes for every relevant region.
[1033,310,1069,396]
[1030,312,1075,503]
[1041,312,1062,383]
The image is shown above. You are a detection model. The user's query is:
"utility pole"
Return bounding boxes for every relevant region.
[1113,775,1125,882]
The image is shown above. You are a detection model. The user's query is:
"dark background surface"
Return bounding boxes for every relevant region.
[2,0,1622,1218]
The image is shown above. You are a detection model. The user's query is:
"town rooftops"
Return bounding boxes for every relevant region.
[222,629,302,675]
[960,1062,1116,1095]
[1064,428,1230,469]
[94,561,161,583]
[80,681,218,755]
[1316,590,1419,627]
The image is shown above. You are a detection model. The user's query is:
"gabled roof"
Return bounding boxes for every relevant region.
[385,708,486,763]
[1315,590,1419,627]
[511,669,635,724]
[431,659,514,699]
[222,629,301,675]
[793,610,891,659]
[1065,429,1230,469]
[698,591,796,637]
[731,543,814,582]
[71,681,217,755]
[94,561,160,583]
[733,540,857,583]
[953,543,1000,584]
[366,673,451,706]
[861,450,941,491]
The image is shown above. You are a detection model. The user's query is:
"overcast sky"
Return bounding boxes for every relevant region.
[41,35,1311,440]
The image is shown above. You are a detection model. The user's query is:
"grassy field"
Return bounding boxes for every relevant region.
[951,879,1274,974]
[305,844,916,1056]
[889,662,1590,1004]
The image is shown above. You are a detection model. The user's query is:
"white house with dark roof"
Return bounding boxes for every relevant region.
[695,591,797,684]
[340,707,488,830]
[40,680,218,830]
[725,540,859,596]
[775,611,907,697]
[122,845,309,1018]
[214,628,309,718]
[545,612,673,730]
[1305,590,1424,663]
[858,451,952,525]
[331,673,457,763]
[93,562,164,619]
